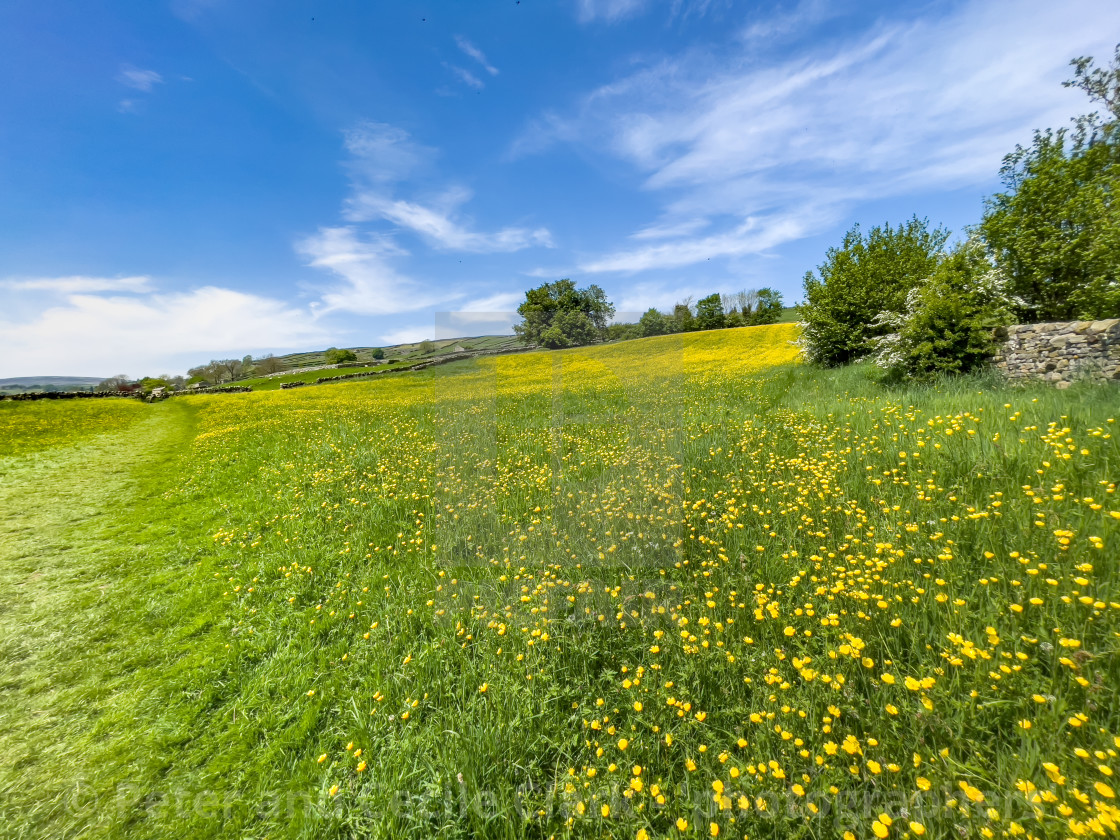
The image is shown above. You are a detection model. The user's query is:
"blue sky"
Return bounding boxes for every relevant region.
[2,0,1117,377]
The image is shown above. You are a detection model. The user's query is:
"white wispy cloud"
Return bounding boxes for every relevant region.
[298,226,447,316]
[380,325,434,345]
[0,285,330,378]
[523,0,1120,272]
[346,192,553,253]
[576,0,649,24]
[738,0,843,44]
[446,63,485,90]
[336,121,554,255]
[630,218,710,240]
[455,36,499,76]
[116,64,163,92]
[1,275,153,294]
[459,292,523,312]
[343,121,433,184]
[580,214,809,273]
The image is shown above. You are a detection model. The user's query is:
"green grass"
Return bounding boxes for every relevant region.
[777,306,799,323]
[0,397,148,457]
[235,361,413,391]
[1,330,1118,840]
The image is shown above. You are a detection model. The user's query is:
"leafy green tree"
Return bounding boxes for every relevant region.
[749,288,784,325]
[872,239,1014,381]
[670,300,695,333]
[324,347,358,364]
[638,308,670,337]
[253,354,287,375]
[369,347,385,360]
[514,279,615,349]
[605,322,641,341]
[695,293,726,331]
[417,340,436,355]
[981,46,1120,321]
[799,217,949,366]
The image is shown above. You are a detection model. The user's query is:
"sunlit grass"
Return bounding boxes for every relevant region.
[0,397,147,457]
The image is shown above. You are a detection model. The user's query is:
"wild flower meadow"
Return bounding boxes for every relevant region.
[2,324,1117,839]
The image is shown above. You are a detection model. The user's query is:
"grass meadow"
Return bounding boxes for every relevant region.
[1,324,1118,840]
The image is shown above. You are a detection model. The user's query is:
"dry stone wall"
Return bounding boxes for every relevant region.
[992,319,1120,388]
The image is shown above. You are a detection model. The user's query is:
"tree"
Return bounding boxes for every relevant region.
[638,308,670,337]
[981,46,1120,321]
[417,340,435,355]
[695,293,726,331]
[369,347,385,360]
[798,217,949,366]
[749,288,784,325]
[210,358,244,382]
[325,347,358,364]
[96,374,131,392]
[735,289,759,320]
[514,279,615,349]
[670,299,695,333]
[871,238,1014,381]
[253,354,287,375]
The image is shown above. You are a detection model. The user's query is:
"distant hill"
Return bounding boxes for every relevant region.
[270,335,522,369]
[0,376,104,392]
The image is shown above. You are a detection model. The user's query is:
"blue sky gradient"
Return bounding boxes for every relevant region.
[2,0,1117,376]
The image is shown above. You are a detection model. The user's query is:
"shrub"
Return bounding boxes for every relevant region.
[871,239,1014,381]
[324,347,358,364]
[799,217,948,366]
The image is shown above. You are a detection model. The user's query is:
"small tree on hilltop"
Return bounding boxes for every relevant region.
[750,288,784,325]
[253,354,287,375]
[370,347,385,360]
[670,299,696,333]
[324,347,358,364]
[695,293,726,331]
[638,308,670,337]
[799,217,948,366]
[514,279,615,349]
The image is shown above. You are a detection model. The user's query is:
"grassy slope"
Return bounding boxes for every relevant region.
[1,324,1118,840]
[235,361,413,391]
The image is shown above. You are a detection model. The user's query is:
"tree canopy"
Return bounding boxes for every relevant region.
[981,45,1120,321]
[514,279,615,349]
[798,217,949,367]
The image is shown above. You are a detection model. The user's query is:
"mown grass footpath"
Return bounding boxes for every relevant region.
[1,324,1118,840]
[0,399,235,838]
